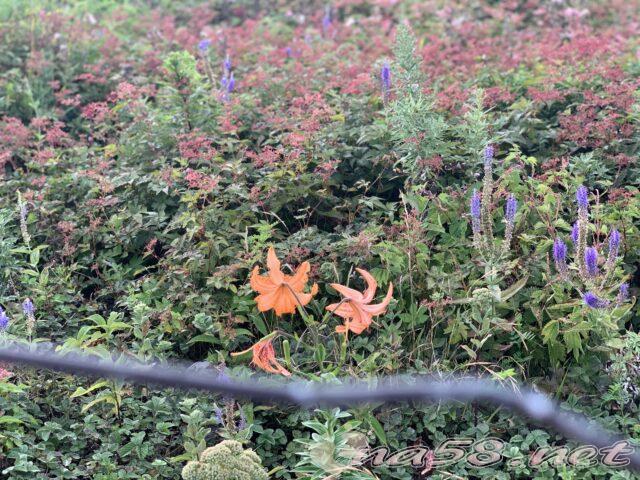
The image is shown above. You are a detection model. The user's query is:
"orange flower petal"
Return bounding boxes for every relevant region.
[254,289,282,313]
[272,288,299,316]
[251,339,291,376]
[326,301,355,319]
[360,282,393,315]
[356,268,377,303]
[328,271,392,337]
[266,247,284,284]
[350,303,373,328]
[295,283,318,307]
[286,261,311,292]
[330,283,364,302]
[347,319,369,334]
[269,359,291,377]
[250,266,277,294]
[335,317,369,335]
[251,248,317,316]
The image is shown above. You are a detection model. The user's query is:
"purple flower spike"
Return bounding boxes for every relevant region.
[583,292,609,309]
[608,229,620,255]
[381,62,391,88]
[576,185,589,211]
[553,238,567,262]
[198,39,212,52]
[227,72,235,92]
[619,283,629,301]
[213,405,224,424]
[484,145,494,165]
[0,307,8,331]
[470,189,481,219]
[584,247,598,277]
[553,237,568,275]
[20,202,27,223]
[505,194,517,223]
[22,298,34,317]
[380,61,391,102]
[571,222,579,244]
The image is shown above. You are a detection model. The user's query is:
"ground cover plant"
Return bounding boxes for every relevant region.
[0,0,639,478]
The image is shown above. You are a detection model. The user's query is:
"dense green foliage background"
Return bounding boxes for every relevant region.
[0,0,638,478]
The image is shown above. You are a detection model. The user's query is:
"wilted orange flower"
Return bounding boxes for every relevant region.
[231,335,290,376]
[250,247,318,316]
[326,268,393,335]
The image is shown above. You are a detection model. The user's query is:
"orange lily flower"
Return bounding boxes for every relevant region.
[231,335,290,376]
[326,268,393,335]
[250,247,318,316]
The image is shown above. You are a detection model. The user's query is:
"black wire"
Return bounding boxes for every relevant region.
[0,342,638,471]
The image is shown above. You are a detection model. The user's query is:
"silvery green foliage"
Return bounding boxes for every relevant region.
[387,24,447,183]
[393,24,423,86]
[181,440,268,480]
[294,409,375,480]
[460,89,492,164]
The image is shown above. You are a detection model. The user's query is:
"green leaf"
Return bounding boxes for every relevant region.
[187,334,219,345]
[29,249,39,266]
[500,275,529,302]
[541,319,560,343]
[252,315,268,336]
[70,380,109,398]
[81,396,110,413]
[0,416,24,425]
[0,382,24,394]
[366,414,387,445]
